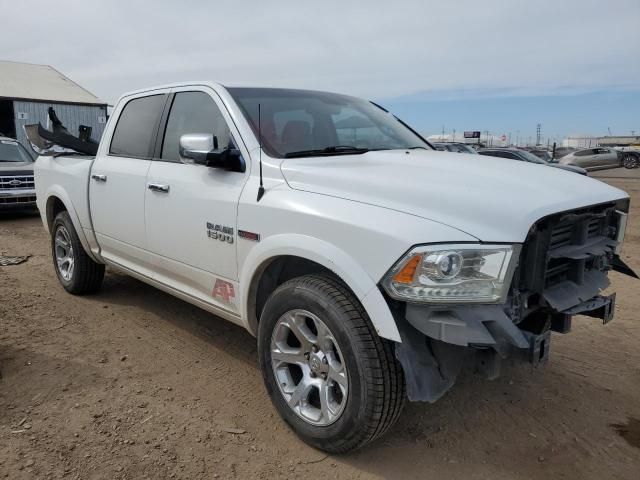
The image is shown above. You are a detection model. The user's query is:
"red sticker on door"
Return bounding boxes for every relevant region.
[212,279,235,303]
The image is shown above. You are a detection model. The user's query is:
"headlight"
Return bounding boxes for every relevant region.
[382,244,520,304]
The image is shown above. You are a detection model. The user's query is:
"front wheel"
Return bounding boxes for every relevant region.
[51,211,105,294]
[258,274,405,453]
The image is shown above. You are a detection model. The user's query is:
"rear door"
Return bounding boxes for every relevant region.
[144,87,250,315]
[89,91,168,276]
[595,148,619,167]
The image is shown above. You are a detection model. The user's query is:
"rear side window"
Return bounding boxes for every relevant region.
[109,94,166,158]
[574,149,594,157]
[161,91,233,162]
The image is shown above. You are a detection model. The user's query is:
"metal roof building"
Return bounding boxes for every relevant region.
[0,60,108,152]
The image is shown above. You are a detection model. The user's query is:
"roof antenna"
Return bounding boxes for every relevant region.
[256,103,265,202]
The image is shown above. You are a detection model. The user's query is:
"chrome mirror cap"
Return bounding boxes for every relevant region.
[179,133,216,164]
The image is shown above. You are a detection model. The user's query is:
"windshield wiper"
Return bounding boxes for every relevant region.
[284,146,369,158]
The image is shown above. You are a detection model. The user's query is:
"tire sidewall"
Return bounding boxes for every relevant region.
[258,280,371,447]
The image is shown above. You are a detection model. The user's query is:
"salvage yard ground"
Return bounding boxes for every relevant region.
[1,168,639,479]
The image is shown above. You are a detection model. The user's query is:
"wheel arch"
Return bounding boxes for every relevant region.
[43,189,99,263]
[239,234,401,342]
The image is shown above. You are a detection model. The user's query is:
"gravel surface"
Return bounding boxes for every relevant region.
[1,177,639,479]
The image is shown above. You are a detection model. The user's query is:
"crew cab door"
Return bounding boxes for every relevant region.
[89,91,168,276]
[144,88,249,314]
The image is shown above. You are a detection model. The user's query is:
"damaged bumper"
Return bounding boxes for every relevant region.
[393,201,635,403]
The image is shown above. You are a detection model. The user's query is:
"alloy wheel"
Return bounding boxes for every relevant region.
[270,309,349,426]
[54,225,75,281]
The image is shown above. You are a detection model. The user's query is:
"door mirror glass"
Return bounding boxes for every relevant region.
[179,133,245,172]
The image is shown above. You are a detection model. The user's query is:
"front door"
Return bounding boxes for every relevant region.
[144,88,249,314]
[90,92,168,276]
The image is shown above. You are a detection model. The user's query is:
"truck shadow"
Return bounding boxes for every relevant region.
[97,269,259,368]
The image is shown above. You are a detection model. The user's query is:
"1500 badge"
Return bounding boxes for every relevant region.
[207,222,234,244]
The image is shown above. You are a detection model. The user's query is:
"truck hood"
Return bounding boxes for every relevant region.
[280,150,628,242]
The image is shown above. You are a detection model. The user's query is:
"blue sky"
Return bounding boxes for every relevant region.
[381,89,640,142]
[1,0,639,142]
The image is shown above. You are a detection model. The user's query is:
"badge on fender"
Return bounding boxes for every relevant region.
[207,222,234,244]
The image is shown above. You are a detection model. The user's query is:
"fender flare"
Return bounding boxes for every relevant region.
[44,186,100,263]
[238,234,401,342]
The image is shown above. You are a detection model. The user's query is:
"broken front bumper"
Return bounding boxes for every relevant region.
[395,293,616,403]
[393,201,634,403]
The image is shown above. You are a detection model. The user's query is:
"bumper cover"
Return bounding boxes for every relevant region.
[0,188,37,208]
[396,292,617,403]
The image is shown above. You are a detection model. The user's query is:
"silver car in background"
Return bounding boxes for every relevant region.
[558,147,621,171]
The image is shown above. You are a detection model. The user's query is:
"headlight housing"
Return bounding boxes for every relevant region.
[382,244,520,304]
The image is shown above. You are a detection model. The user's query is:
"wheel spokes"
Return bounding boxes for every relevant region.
[270,309,349,426]
[271,348,307,366]
[328,364,348,393]
[54,226,74,281]
[287,378,312,409]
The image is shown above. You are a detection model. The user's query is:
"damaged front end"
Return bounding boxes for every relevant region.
[388,200,636,402]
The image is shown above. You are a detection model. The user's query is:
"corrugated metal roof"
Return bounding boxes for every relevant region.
[0,60,106,105]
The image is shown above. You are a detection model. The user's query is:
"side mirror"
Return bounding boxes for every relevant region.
[179,133,245,172]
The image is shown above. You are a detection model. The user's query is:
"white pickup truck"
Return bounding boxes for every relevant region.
[30,82,634,452]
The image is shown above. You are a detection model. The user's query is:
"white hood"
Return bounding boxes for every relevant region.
[280,150,628,242]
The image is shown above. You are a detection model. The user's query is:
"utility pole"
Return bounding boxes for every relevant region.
[441,125,445,141]
[536,123,541,146]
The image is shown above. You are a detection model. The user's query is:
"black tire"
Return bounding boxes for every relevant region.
[258,274,405,453]
[51,211,105,294]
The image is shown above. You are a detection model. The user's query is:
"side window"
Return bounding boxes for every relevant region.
[575,149,594,157]
[110,94,166,158]
[161,91,233,162]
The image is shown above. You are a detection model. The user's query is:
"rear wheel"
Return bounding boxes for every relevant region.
[258,274,405,453]
[623,153,639,169]
[51,211,105,294]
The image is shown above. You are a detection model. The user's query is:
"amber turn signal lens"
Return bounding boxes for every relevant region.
[393,254,422,284]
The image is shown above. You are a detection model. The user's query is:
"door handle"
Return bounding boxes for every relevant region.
[148,183,170,193]
[91,174,107,182]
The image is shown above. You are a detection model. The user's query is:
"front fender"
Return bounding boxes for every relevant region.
[238,233,401,342]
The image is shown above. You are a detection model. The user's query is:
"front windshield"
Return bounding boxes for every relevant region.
[0,140,34,162]
[228,88,430,158]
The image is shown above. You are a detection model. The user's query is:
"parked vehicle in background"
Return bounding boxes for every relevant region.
[478,148,587,175]
[433,142,478,154]
[523,148,552,162]
[0,136,36,211]
[613,146,640,169]
[558,147,622,171]
[30,82,634,453]
[552,146,577,159]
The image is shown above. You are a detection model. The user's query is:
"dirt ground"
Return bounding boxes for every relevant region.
[1,173,639,480]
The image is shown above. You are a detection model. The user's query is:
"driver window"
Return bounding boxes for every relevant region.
[161,91,234,162]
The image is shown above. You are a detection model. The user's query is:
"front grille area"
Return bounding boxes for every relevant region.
[516,202,620,313]
[0,195,37,204]
[0,175,35,190]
